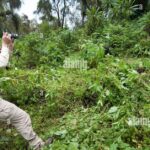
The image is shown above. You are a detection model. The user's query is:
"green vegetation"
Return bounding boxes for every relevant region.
[0,0,150,150]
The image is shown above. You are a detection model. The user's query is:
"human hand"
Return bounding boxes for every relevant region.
[2,32,14,51]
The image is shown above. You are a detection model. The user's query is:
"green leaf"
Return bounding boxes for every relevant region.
[54,130,68,136]
[108,106,118,114]
[110,143,118,150]
[68,142,79,150]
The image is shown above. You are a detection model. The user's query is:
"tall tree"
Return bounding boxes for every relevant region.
[79,0,150,25]
[36,0,72,28]
[52,0,62,27]
[35,0,53,21]
[51,0,70,28]
[79,0,102,25]
[61,0,67,28]
[81,0,88,25]
[0,0,22,33]
[8,0,22,10]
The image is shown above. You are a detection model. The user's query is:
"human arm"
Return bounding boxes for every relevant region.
[0,32,13,68]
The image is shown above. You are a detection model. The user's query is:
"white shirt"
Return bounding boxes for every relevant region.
[0,46,10,68]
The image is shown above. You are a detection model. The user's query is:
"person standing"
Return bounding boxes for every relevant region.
[0,32,51,150]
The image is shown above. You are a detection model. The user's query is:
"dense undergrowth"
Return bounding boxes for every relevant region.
[0,12,150,150]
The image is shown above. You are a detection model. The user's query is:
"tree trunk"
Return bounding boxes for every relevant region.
[56,0,61,27]
[62,0,66,28]
[81,0,88,25]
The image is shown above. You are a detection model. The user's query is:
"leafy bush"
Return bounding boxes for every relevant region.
[138,12,150,35]
[131,38,150,56]
[58,30,78,50]
[12,32,69,69]
[0,68,87,116]
[81,40,104,68]
[98,19,149,57]
[85,8,105,35]
[12,33,46,68]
